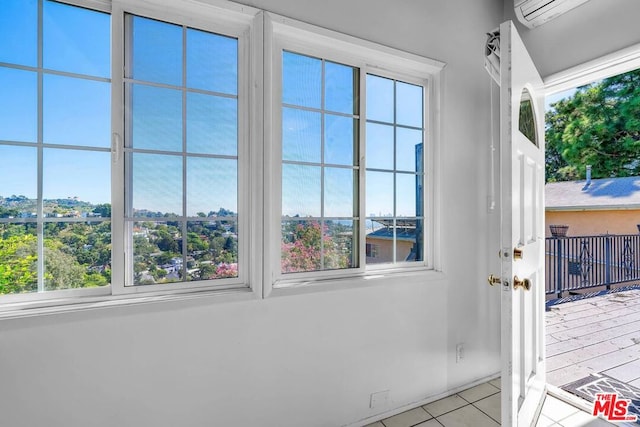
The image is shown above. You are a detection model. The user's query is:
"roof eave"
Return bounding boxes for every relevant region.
[546,204,640,211]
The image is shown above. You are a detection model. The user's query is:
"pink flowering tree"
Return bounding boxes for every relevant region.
[215,262,238,278]
[281,221,350,273]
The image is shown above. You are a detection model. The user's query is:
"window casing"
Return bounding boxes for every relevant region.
[266,14,442,291]
[111,0,254,296]
[0,1,443,309]
[0,0,112,301]
[365,74,425,266]
[122,14,242,288]
[280,51,360,274]
[0,0,257,305]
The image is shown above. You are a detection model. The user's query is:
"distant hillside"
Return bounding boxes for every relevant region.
[0,195,107,218]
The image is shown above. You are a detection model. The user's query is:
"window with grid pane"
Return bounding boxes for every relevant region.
[124,14,240,286]
[0,0,111,295]
[279,51,426,276]
[280,51,359,274]
[365,75,424,265]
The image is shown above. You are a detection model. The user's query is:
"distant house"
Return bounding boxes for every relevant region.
[546,174,640,236]
[366,219,419,263]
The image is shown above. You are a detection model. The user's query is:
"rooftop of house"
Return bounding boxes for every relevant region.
[366,226,417,242]
[546,175,640,210]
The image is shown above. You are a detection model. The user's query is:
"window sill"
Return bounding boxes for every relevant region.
[268,268,446,298]
[0,286,258,320]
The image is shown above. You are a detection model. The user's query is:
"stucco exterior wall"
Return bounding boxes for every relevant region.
[366,238,414,264]
[546,209,640,237]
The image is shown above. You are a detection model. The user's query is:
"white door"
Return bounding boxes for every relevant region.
[496,21,547,427]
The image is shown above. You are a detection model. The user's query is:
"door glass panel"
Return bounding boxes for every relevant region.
[519,88,537,146]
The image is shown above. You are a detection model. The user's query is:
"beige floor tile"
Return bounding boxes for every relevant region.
[415,420,443,427]
[458,382,500,403]
[364,422,385,427]
[473,392,501,423]
[437,405,499,427]
[535,414,558,427]
[423,395,468,417]
[382,407,432,427]
[541,396,581,422]
[489,378,501,389]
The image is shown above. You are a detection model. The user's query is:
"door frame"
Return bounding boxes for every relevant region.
[537,36,640,410]
[544,41,640,96]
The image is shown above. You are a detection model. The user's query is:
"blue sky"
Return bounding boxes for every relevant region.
[1,2,239,215]
[0,0,111,205]
[282,53,425,220]
[1,1,423,221]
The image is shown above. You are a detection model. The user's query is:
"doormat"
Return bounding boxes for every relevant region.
[562,373,640,424]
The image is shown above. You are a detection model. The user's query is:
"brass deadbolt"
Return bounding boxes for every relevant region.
[513,247,523,260]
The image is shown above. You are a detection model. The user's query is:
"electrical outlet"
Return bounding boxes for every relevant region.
[456,343,465,363]
[370,390,389,408]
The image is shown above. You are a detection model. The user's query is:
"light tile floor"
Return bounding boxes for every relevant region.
[365,379,616,427]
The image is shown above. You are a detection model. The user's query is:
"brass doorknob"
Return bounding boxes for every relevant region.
[513,275,531,291]
[488,274,501,286]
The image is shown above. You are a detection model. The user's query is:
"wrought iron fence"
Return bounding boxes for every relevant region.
[546,234,640,297]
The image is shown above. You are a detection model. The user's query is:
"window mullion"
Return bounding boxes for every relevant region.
[110,4,127,293]
[358,66,367,270]
[320,60,326,270]
[392,80,397,264]
[36,0,45,293]
[181,25,188,281]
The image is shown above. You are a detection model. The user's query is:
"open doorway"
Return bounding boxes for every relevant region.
[543,59,640,420]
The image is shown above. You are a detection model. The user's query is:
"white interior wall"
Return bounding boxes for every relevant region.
[0,1,504,426]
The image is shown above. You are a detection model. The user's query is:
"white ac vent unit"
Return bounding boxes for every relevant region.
[515,0,591,28]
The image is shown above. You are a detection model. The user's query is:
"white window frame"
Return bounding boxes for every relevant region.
[111,0,259,297]
[0,1,445,315]
[0,0,113,305]
[0,0,263,313]
[263,12,444,296]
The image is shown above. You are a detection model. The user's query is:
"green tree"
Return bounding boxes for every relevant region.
[92,203,111,217]
[44,239,86,290]
[0,235,38,294]
[84,272,108,287]
[0,206,19,218]
[546,69,640,182]
[155,229,179,253]
[187,232,208,252]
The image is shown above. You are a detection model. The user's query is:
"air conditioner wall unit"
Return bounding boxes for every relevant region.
[515,0,591,28]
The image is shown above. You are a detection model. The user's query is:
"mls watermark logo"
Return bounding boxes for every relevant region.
[592,393,638,422]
